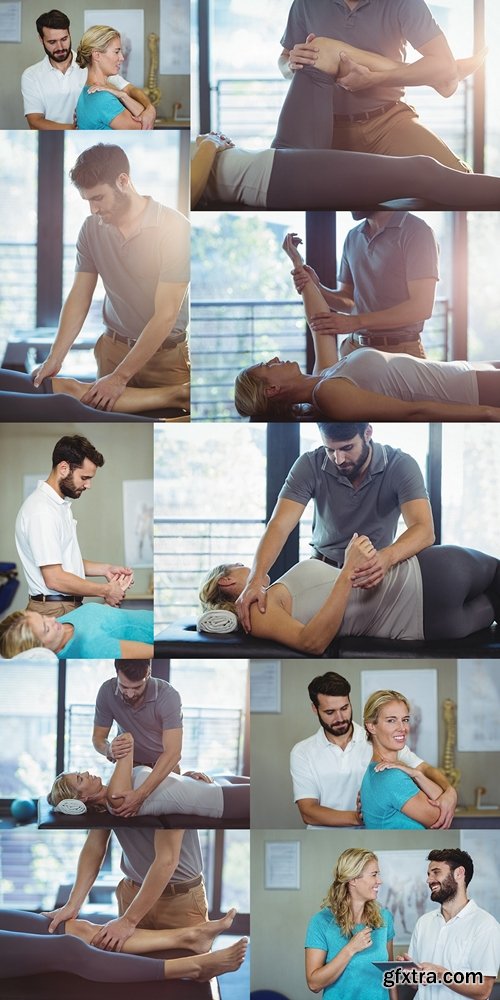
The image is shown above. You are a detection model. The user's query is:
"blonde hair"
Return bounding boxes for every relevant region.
[234,367,294,420]
[76,25,120,68]
[363,689,410,742]
[48,772,106,812]
[199,564,239,615]
[322,848,384,938]
[0,611,40,659]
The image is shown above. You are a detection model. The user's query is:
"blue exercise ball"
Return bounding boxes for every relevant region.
[10,798,36,822]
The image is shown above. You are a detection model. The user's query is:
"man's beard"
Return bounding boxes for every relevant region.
[318,711,353,738]
[336,440,371,481]
[429,873,457,904]
[43,37,72,63]
[59,472,83,499]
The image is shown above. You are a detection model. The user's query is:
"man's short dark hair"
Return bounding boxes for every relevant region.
[318,422,369,442]
[427,849,474,886]
[36,9,70,37]
[308,671,351,708]
[69,144,130,190]
[115,660,151,681]
[52,435,104,471]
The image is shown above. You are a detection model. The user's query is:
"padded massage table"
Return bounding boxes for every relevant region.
[37,798,249,830]
[155,621,500,659]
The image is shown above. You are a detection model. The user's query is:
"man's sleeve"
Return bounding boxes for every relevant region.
[469,918,500,976]
[108,73,129,92]
[278,452,317,506]
[158,209,190,284]
[93,683,114,728]
[280,0,307,51]
[392,452,429,506]
[21,68,46,116]
[408,919,420,962]
[75,220,98,275]
[157,685,183,730]
[401,221,440,282]
[23,512,64,568]
[398,0,444,51]
[398,746,424,769]
[290,744,319,802]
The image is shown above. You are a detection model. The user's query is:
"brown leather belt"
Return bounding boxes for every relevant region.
[357,332,421,347]
[105,327,186,352]
[311,551,341,568]
[333,100,398,124]
[30,594,83,604]
[126,874,203,897]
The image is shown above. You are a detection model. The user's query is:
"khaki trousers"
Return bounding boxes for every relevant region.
[332,102,472,173]
[115,877,208,930]
[340,334,427,359]
[26,598,81,618]
[94,334,190,389]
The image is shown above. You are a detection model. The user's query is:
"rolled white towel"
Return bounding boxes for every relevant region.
[197,610,239,634]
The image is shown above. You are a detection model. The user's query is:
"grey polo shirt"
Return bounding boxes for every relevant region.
[75,196,189,341]
[338,212,439,337]
[280,0,442,112]
[94,677,182,764]
[115,827,203,884]
[279,441,428,563]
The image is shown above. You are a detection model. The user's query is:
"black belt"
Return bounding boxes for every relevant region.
[126,874,203,897]
[333,100,398,124]
[30,594,83,604]
[311,552,341,568]
[356,332,421,347]
[104,327,186,352]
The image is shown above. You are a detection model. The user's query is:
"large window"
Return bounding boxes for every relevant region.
[0,132,38,354]
[485,0,500,174]
[441,424,500,555]
[155,423,267,627]
[170,659,248,773]
[467,212,500,360]
[191,210,307,420]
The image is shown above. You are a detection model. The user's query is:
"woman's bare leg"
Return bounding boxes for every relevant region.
[51,376,190,414]
[313,36,486,98]
[66,909,238,957]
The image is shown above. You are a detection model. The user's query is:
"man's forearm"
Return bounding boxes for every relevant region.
[43,567,109,598]
[278,52,293,79]
[49,287,94,363]
[351,299,430,332]
[384,522,434,568]
[112,313,184,383]
[249,520,292,583]
[126,85,154,115]
[67,843,108,910]
[27,116,74,130]
[133,748,181,801]
[320,286,355,312]
[365,54,455,91]
[123,858,177,926]
[93,735,113,758]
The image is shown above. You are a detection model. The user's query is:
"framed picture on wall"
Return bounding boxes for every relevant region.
[122,479,154,568]
[360,669,438,764]
[460,832,500,922]
[84,9,145,85]
[377,850,435,944]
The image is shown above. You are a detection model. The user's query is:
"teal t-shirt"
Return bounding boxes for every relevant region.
[57,602,153,658]
[76,87,125,129]
[305,907,394,1000]
[361,761,425,829]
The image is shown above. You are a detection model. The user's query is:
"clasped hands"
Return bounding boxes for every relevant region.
[344,533,392,589]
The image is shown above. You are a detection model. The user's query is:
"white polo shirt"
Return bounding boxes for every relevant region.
[409,899,500,1000]
[290,722,422,827]
[15,481,85,596]
[21,52,127,123]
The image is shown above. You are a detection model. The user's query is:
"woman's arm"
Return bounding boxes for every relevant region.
[191,133,235,208]
[106,737,134,807]
[119,640,154,656]
[87,83,144,117]
[313,376,500,422]
[249,534,375,654]
[376,762,443,801]
[282,233,339,371]
[306,927,373,991]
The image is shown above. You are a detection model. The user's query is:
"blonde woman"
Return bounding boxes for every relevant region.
[75,26,144,130]
[0,602,153,660]
[360,691,446,829]
[305,848,397,1000]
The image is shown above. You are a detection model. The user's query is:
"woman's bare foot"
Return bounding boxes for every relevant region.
[196,939,248,981]
[167,382,190,412]
[184,909,237,954]
[282,232,304,269]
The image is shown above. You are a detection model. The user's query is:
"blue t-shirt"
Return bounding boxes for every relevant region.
[305,907,394,1000]
[76,87,125,129]
[57,603,153,658]
[361,762,425,829]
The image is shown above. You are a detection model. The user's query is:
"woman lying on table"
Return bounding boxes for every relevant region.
[360,690,450,830]
[234,234,500,421]
[0,907,246,983]
[200,534,500,655]
[0,593,153,659]
[48,733,250,822]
